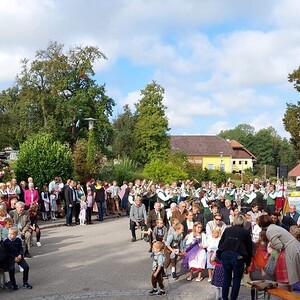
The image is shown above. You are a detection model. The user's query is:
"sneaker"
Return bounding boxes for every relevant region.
[157,290,166,296]
[149,289,158,295]
[19,266,24,272]
[6,282,18,290]
[22,282,33,289]
[37,241,42,247]
[172,272,178,280]
[131,237,137,242]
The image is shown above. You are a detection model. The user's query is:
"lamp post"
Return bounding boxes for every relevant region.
[84,118,96,130]
[219,152,224,171]
[84,118,96,171]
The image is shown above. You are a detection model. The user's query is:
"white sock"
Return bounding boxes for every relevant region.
[171,267,176,273]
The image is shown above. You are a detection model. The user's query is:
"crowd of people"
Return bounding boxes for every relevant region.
[0,176,300,299]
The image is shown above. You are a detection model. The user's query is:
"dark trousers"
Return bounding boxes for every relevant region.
[97,202,104,221]
[221,251,245,300]
[66,206,73,225]
[151,269,164,289]
[8,258,29,284]
[75,202,80,223]
[130,219,147,238]
[86,207,92,223]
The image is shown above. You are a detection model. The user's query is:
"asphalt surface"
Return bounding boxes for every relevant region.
[0,214,256,300]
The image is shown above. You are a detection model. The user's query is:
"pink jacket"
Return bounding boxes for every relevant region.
[24,189,39,206]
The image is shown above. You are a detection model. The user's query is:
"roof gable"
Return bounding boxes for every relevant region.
[229,139,257,160]
[171,135,235,156]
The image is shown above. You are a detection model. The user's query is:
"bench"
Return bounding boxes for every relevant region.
[267,288,300,300]
[249,280,300,300]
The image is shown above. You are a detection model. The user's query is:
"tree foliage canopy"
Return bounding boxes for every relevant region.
[133,81,170,165]
[15,133,73,189]
[0,41,115,149]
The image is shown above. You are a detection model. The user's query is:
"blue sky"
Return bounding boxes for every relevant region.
[1,0,300,137]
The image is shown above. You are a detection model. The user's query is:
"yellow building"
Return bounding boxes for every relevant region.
[170,135,234,173]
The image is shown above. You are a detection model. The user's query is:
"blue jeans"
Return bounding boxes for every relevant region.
[221,251,245,300]
[97,202,104,221]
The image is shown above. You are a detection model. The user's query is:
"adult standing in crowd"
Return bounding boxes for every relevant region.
[259,214,300,290]
[64,180,76,226]
[94,180,105,222]
[24,183,39,210]
[217,215,253,300]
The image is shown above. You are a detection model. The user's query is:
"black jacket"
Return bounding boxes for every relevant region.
[217,225,253,266]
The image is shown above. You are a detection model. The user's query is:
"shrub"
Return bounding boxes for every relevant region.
[15,133,73,189]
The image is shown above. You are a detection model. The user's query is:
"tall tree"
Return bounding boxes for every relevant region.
[112,104,136,159]
[1,41,115,149]
[133,81,170,165]
[283,66,300,156]
[219,123,255,150]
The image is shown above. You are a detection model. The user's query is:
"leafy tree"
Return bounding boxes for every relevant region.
[219,124,255,150]
[277,138,298,170]
[0,41,115,149]
[72,138,105,182]
[15,133,73,189]
[283,66,300,155]
[143,158,188,183]
[133,81,170,165]
[112,104,136,159]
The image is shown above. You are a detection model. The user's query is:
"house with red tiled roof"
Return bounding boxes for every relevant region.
[170,136,256,173]
[229,140,257,173]
[170,135,235,172]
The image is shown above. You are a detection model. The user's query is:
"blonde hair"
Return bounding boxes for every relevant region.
[9,226,19,236]
[174,223,184,231]
[233,215,246,227]
[153,241,164,251]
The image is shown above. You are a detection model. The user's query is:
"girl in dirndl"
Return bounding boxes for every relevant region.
[182,222,207,282]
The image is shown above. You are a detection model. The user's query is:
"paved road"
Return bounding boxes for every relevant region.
[0,216,254,300]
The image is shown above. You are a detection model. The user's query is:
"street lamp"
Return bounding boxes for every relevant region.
[84,118,96,130]
[219,152,224,171]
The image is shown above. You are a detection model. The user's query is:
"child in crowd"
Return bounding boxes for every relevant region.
[41,185,50,220]
[50,190,57,220]
[164,222,184,280]
[149,241,166,296]
[86,189,94,225]
[28,204,42,247]
[152,218,168,245]
[1,217,14,240]
[183,222,207,282]
[79,196,87,226]
[251,230,270,277]
[210,250,224,300]
[167,217,180,236]
[3,227,33,290]
[206,227,222,282]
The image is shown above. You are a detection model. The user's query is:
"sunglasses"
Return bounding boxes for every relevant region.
[215,218,222,221]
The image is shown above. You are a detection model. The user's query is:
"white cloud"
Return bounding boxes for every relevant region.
[206,121,230,135]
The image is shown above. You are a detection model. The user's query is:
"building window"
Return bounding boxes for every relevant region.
[245,161,248,165]
[220,164,225,171]
[208,164,214,170]
[233,160,236,165]
[239,161,242,165]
